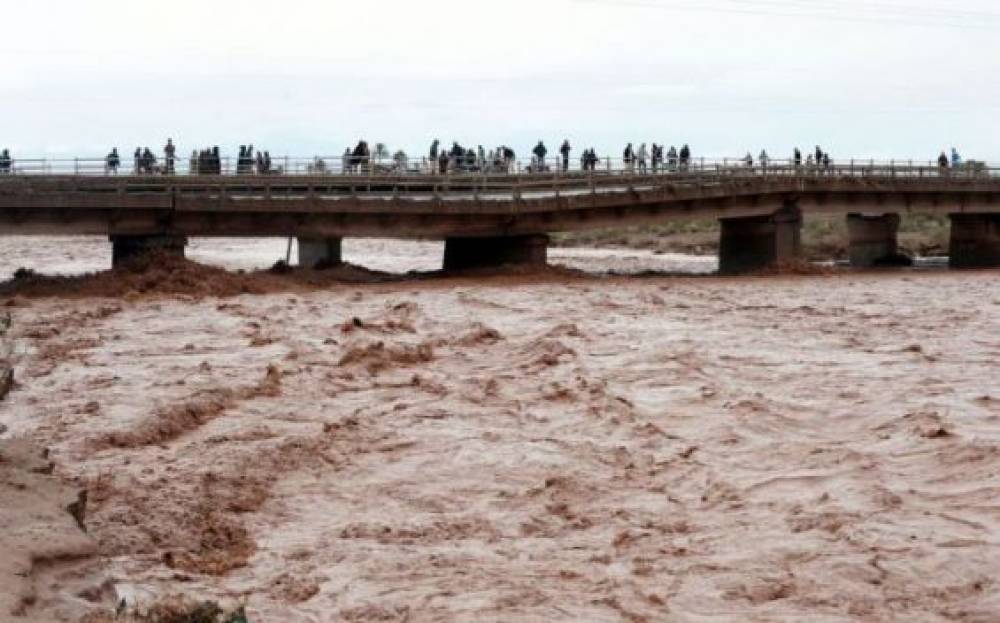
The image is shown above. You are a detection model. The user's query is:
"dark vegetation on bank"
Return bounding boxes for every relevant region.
[552,214,951,259]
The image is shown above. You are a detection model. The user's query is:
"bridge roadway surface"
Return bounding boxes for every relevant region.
[2,165,1000,272]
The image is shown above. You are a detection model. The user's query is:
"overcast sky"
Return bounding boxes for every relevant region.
[4,0,1000,161]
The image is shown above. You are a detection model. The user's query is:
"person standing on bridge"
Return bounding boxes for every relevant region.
[502,146,516,173]
[814,146,823,165]
[533,141,548,171]
[0,149,11,174]
[637,143,649,174]
[951,148,962,169]
[938,151,949,170]
[793,148,802,167]
[623,143,634,172]
[679,144,691,170]
[141,147,156,174]
[666,146,678,172]
[164,139,176,175]
[105,148,120,175]
[438,150,449,175]
[759,149,769,171]
[429,139,440,173]
[560,140,571,172]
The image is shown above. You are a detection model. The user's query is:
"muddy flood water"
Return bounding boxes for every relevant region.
[2,237,999,622]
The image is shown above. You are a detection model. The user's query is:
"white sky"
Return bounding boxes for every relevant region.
[4,0,1000,160]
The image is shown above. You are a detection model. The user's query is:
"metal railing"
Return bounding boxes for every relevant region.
[0,155,994,187]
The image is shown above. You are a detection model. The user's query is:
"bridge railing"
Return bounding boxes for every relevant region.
[0,155,994,184]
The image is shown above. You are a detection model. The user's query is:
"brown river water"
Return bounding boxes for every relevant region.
[1,237,999,622]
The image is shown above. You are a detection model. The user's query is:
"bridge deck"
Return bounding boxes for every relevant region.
[1,165,998,238]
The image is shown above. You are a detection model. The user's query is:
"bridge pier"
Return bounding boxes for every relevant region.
[718,204,802,274]
[110,235,187,268]
[443,234,549,271]
[949,213,1000,268]
[298,237,343,269]
[846,213,911,267]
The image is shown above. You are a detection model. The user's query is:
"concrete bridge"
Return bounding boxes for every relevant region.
[1,163,999,273]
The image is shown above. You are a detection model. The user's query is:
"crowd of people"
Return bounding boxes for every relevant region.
[236,145,273,174]
[0,142,975,177]
[620,143,693,173]
[425,140,519,174]
[740,146,832,169]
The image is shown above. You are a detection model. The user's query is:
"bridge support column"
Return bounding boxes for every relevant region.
[846,213,911,267]
[443,234,548,271]
[949,214,1000,268]
[718,204,802,274]
[110,235,187,268]
[298,237,343,269]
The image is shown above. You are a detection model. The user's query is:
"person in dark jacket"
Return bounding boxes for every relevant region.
[141,147,155,174]
[559,140,571,172]
[164,138,176,174]
[105,148,120,174]
[533,141,548,170]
